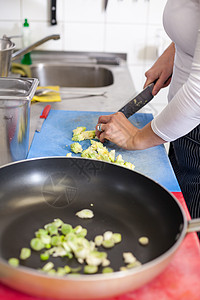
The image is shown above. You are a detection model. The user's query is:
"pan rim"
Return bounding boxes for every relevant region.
[0,156,188,282]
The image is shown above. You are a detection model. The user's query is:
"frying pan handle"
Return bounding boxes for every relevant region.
[187,218,200,233]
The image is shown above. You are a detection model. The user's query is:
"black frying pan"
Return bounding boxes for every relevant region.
[0,157,199,299]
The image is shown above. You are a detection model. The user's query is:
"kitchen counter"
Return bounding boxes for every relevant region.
[23,50,136,145]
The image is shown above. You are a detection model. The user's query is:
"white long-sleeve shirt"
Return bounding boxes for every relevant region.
[151,0,200,142]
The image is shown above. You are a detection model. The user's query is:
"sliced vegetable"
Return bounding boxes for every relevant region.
[7,216,141,277]
[84,265,98,274]
[40,252,50,261]
[71,142,83,154]
[8,258,19,267]
[123,252,136,264]
[30,238,45,251]
[138,236,149,246]
[76,209,94,219]
[44,223,58,236]
[61,223,73,235]
[102,239,115,248]
[102,267,113,273]
[94,235,103,246]
[42,262,54,272]
[66,152,72,157]
[112,233,122,244]
[20,248,31,260]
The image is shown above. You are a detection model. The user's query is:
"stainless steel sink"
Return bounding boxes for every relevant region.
[29,63,114,88]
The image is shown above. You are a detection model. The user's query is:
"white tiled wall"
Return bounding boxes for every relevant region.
[0,0,171,115]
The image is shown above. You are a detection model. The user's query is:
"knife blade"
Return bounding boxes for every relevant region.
[36,105,51,132]
[118,82,154,119]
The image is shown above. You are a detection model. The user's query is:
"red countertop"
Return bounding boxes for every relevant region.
[0,192,199,300]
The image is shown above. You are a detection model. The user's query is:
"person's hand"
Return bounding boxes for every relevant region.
[96,112,138,150]
[95,112,166,150]
[144,42,175,95]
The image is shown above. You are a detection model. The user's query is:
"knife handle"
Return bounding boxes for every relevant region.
[51,0,57,25]
[40,105,51,119]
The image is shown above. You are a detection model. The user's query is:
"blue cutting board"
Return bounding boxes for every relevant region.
[28,110,180,192]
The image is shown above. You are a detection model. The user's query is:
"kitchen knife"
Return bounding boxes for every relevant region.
[118,82,155,118]
[36,105,51,132]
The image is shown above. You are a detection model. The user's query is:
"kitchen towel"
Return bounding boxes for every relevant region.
[11,63,32,77]
[32,86,61,102]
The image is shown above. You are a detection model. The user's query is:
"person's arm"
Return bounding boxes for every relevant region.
[96,30,200,149]
[144,42,175,95]
[151,29,200,141]
[96,112,166,150]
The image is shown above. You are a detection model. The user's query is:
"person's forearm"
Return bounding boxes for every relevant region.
[144,42,175,95]
[131,122,166,150]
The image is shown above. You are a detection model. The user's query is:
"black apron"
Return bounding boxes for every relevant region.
[169,124,200,239]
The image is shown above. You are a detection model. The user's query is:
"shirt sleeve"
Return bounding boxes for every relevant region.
[151,29,200,142]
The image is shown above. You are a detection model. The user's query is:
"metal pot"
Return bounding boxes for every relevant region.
[0,38,15,77]
[0,157,199,299]
[0,77,38,166]
[0,34,60,77]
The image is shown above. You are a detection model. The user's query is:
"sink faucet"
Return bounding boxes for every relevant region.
[11,34,60,61]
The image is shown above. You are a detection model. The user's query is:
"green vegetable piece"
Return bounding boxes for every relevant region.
[112,233,122,244]
[73,126,86,135]
[72,128,95,142]
[70,266,82,273]
[102,239,115,248]
[45,224,58,236]
[65,252,73,259]
[61,224,73,235]
[86,251,107,266]
[48,269,56,275]
[102,267,114,273]
[124,161,135,170]
[71,142,83,154]
[94,235,103,246]
[20,248,31,260]
[30,238,45,251]
[82,130,96,140]
[72,134,83,142]
[42,262,54,272]
[64,265,71,273]
[81,149,91,158]
[109,150,115,162]
[115,154,124,166]
[120,266,127,271]
[57,267,66,276]
[66,153,72,157]
[40,252,50,261]
[51,235,61,246]
[35,229,48,238]
[8,258,19,267]
[74,225,83,234]
[45,244,51,249]
[40,234,51,245]
[84,265,98,274]
[126,261,141,268]
[53,218,64,228]
[77,228,87,238]
[138,236,149,246]
[76,209,94,219]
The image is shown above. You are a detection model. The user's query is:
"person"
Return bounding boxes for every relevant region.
[95,0,200,229]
